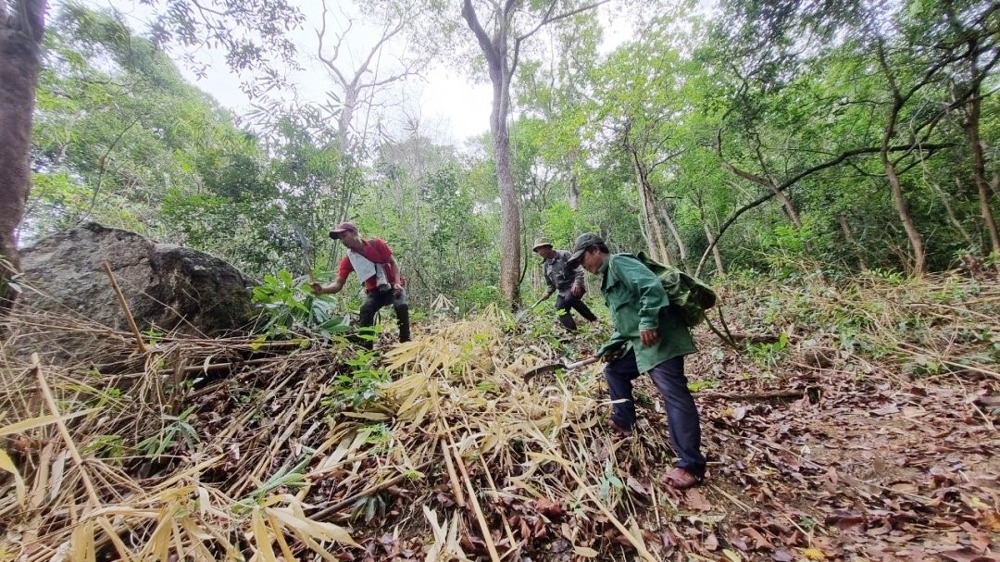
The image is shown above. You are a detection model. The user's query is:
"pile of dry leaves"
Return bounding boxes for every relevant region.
[1,272,998,561]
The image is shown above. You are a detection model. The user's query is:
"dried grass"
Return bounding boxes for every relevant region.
[2,271,998,560]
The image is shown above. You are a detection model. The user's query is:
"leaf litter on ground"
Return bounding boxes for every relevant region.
[0,272,999,560]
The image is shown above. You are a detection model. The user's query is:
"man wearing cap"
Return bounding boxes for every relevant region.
[312,222,410,344]
[531,237,598,332]
[567,232,706,489]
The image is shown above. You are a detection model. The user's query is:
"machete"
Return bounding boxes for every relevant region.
[522,356,600,382]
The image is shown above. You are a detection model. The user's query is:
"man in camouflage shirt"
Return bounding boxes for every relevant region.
[532,237,598,332]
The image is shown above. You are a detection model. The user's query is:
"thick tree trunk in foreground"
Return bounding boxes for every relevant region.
[0,0,46,314]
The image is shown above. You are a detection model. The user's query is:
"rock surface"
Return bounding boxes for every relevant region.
[15,223,256,336]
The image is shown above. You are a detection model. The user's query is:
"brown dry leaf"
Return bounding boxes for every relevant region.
[704,532,719,551]
[938,549,1000,562]
[722,548,742,562]
[534,498,563,518]
[772,549,794,562]
[740,526,773,550]
[626,475,650,496]
[871,403,900,416]
[684,489,713,511]
[969,531,991,552]
[981,511,1000,532]
[825,510,864,531]
[573,546,600,558]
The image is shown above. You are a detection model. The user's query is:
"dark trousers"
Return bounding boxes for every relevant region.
[555,293,598,331]
[359,287,410,344]
[604,350,705,477]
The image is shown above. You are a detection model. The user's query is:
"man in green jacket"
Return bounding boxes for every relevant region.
[568,232,706,489]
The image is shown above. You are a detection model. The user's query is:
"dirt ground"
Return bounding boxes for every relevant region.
[626,338,1000,561]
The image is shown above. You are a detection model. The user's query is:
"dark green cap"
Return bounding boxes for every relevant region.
[532,237,554,252]
[567,232,605,265]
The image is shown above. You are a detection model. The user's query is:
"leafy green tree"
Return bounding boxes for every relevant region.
[455,0,609,309]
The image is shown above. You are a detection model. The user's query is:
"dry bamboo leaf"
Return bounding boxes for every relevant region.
[423,505,445,561]
[96,516,136,562]
[266,512,298,561]
[340,411,390,421]
[70,520,96,562]
[573,546,600,558]
[49,449,67,502]
[286,527,340,562]
[0,449,26,505]
[266,505,361,548]
[0,410,97,437]
[251,507,278,562]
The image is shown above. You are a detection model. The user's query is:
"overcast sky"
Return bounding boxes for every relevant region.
[67,0,631,145]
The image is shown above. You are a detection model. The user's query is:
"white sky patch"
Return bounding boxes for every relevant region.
[58,0,637,144]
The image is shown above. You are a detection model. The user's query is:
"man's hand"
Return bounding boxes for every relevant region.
[640,328,659,347]
[310,282,325,294]
[571,284,583,297]
[540,291,553,301]
[392,283,403,296]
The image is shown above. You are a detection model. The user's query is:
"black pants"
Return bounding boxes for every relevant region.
[359,287,410,344]
[555,293,597,331]
[604,351,706,477]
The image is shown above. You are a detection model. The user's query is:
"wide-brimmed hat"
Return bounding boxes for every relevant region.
[329,221,358,240]
[531,237,554,252]
[567,232,605,265]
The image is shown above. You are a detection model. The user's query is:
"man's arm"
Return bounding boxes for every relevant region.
[540,262,556,299]
[312,256,352,294]
[570,262,586,297]
[312,277,345,295]
[388,255,404,294]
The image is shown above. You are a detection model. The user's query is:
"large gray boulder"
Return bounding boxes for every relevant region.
[15,223,256,337]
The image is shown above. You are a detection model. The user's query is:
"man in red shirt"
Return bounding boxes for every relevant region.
[311,222,410,344]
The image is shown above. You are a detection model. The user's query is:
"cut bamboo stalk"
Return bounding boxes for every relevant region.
[33,353,101,509]
[563,465,658,562]
[443,426,501,562]
[439,438,466,508]
[478,455,519,557]
[102,261,147,354]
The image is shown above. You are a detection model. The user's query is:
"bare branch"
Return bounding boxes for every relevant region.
[695,143,954,276]
[517,0,609,43]
[462,0,501,69]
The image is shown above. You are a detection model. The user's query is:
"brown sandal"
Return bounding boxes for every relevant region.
[662,467,701,490]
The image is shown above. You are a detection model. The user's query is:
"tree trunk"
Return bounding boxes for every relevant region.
[658,203,687,267]
[882,157,924,274]
[491,78,522,308]
[837,215,867,271]
[770,180,802,229]
[703,223,724,275]
[626,142,670,265]
[568,172,579,211]
[963,85,1000,256]
[0,0,46,314]
[719,160,802,228]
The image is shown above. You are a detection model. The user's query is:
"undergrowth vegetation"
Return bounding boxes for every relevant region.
[1,269,998,560]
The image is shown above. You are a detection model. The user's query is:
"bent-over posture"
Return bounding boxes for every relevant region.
[312,222,410,345]
[568,232,706,489]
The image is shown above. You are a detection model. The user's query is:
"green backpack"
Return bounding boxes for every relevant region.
[632,252,718,327]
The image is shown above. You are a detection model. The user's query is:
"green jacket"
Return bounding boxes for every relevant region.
[597,254,696,373]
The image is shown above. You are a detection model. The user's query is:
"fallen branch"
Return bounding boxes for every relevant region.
[698,388,818,401]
